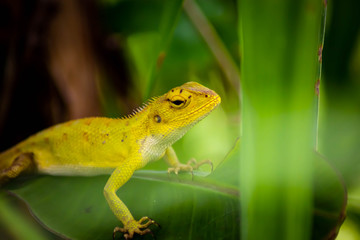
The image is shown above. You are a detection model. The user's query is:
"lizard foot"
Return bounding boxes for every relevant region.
[113,217,159,240]
[167,158,213,175]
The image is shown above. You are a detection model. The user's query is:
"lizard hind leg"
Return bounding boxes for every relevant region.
[0,152,36,185]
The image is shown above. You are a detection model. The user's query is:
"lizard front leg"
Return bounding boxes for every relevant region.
[104,161,157,239]
[164,146,213,175]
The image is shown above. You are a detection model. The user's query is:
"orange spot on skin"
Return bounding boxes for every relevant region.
[63,133,68,140]
[44,138,50,144]
[103,118,112,127]
[65,121,72,127]
[84,119,92,126]
[83,132,89,142]
[125,121,129,126]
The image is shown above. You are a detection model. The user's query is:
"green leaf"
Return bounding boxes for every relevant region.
[4,140,346,240]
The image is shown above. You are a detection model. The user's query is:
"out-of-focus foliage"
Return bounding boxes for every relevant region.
[239,0,331,239]
[0,0,359,238]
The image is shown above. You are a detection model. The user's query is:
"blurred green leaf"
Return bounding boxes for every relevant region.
[106,0,184,100]
[312,153,347,239]
[127,32,161,97]
[0,193,48,240]
[238,0,330,239]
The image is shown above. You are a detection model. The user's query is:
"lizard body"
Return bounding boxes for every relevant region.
[0,82,221,239]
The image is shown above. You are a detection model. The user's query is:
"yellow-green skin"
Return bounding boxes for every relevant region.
[0,82,221,238]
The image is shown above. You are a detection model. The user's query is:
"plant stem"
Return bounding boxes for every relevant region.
[315,0,328,151]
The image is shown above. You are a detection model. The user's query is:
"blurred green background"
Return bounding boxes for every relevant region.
[0,0,359,239]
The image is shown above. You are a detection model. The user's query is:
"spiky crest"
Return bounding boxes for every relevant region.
[120,96,159,120]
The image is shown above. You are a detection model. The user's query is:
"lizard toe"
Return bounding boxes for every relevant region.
[113,218,158,239]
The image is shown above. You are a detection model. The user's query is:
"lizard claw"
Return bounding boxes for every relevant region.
[113,217,159,240]
[167,164,193,175]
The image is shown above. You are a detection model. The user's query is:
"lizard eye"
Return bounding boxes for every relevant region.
[154,115,161,123]
[172,100,184,106]
[169,96,188,108]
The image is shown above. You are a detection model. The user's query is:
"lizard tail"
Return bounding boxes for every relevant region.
[0,147,19,171]
[0,144,36,185]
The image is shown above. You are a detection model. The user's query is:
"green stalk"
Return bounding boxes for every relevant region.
[238,1,323,239]
[315,0,328,151]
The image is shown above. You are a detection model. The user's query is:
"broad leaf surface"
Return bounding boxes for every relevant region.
[5,140,346,239]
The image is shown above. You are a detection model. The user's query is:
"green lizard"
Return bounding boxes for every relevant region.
[0,81,221,239]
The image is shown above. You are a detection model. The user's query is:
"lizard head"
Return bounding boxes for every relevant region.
[148,82,221,143]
